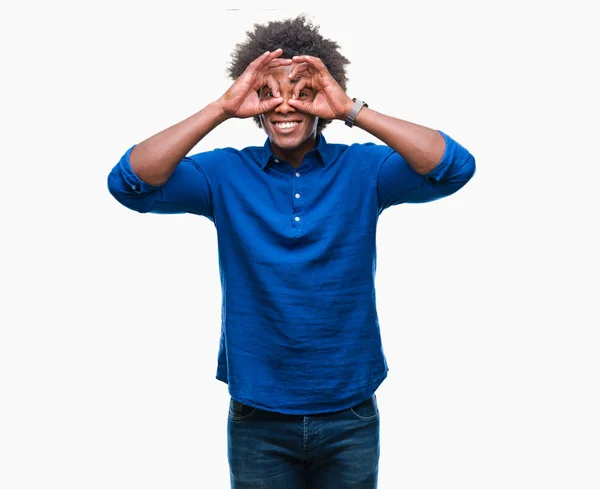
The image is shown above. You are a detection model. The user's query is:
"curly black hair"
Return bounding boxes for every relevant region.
[227,15,350,133]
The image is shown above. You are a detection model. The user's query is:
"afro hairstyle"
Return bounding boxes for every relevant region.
[227,14,350,133]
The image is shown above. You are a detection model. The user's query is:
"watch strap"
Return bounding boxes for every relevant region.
[345,98,368,127]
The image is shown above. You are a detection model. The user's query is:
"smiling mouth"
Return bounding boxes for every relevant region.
[273,121,301,130]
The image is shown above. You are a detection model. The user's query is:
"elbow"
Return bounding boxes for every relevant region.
[431,152,476,197]
[452,152,476,193]
[462,152,476,183]
[451,152,476,194]
[107,168,153,213]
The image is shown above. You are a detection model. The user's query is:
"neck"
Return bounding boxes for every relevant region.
[271,134,318,169]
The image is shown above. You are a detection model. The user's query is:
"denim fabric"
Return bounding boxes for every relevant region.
[227,394,380,488]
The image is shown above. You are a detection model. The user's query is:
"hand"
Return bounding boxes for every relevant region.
[216,49,292,119]
[286,55,353,120]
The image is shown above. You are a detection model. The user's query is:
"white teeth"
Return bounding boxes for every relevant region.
[276,122,299,129]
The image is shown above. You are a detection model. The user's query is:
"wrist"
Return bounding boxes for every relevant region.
[344,98,369,128]
[339,98,355,120]
[210,99,233,123]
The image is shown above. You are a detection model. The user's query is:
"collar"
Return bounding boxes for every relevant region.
[259,133,333,170]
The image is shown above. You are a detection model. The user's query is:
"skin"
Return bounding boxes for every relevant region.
[285,54,447,174]
[258,65,319,168]
[129,48,446,185]
[129,50,290,185]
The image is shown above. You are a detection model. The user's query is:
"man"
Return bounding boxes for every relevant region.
[108,15,475,489]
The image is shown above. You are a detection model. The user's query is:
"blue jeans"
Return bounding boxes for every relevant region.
[227,394,380,488]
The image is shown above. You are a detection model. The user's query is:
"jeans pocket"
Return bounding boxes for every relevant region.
[349,394,379,421]
[228,398,258,421]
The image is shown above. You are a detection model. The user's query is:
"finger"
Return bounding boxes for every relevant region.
[288,62,311,80]
[247,50,274,72]
[292,77,308,100]
[258,48,284,69]
[267,58,293,69]
[258,97,284,114]
[264,74,281,98]
[287,98,313,114]
[292,55,328,76]
[270,47,284,58]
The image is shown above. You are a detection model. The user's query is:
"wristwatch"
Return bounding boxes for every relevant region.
[345,98,368,128]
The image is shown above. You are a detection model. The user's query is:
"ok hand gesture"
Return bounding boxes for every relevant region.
[217,49,291,119]
[286,55,354,120]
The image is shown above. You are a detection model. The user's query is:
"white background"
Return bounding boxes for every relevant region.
[1,0,599,488]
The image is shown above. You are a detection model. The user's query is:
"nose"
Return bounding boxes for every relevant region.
[275,96,295,114]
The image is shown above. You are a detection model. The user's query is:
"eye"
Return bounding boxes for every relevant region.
[259,88,274,99]
[299,91,308,98]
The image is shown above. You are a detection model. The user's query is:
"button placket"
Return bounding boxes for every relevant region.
[292,169,304,233]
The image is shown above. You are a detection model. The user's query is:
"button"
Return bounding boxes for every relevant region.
[295,193,300,199]
[295,216,300,222]
[274,158,279,163]
[131,184,137,190]
[295,172,300,177]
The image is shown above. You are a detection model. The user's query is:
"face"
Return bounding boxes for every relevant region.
[259,65,319,156]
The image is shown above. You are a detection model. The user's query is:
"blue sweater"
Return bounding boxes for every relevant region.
[108,132,475,414]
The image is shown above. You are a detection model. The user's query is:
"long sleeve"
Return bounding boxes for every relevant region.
[376,131,476,212]
[107,145,215,219]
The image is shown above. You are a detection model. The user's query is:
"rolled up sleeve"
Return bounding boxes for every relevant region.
[107,145,215,219]
[376,130,476,212]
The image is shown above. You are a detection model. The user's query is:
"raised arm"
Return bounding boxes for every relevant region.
[129,49,291,186]
[286,55,475,208]
[108,49,292,214]
[129,102,228,187]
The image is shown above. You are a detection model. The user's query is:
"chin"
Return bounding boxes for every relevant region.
[270,135,304,149]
